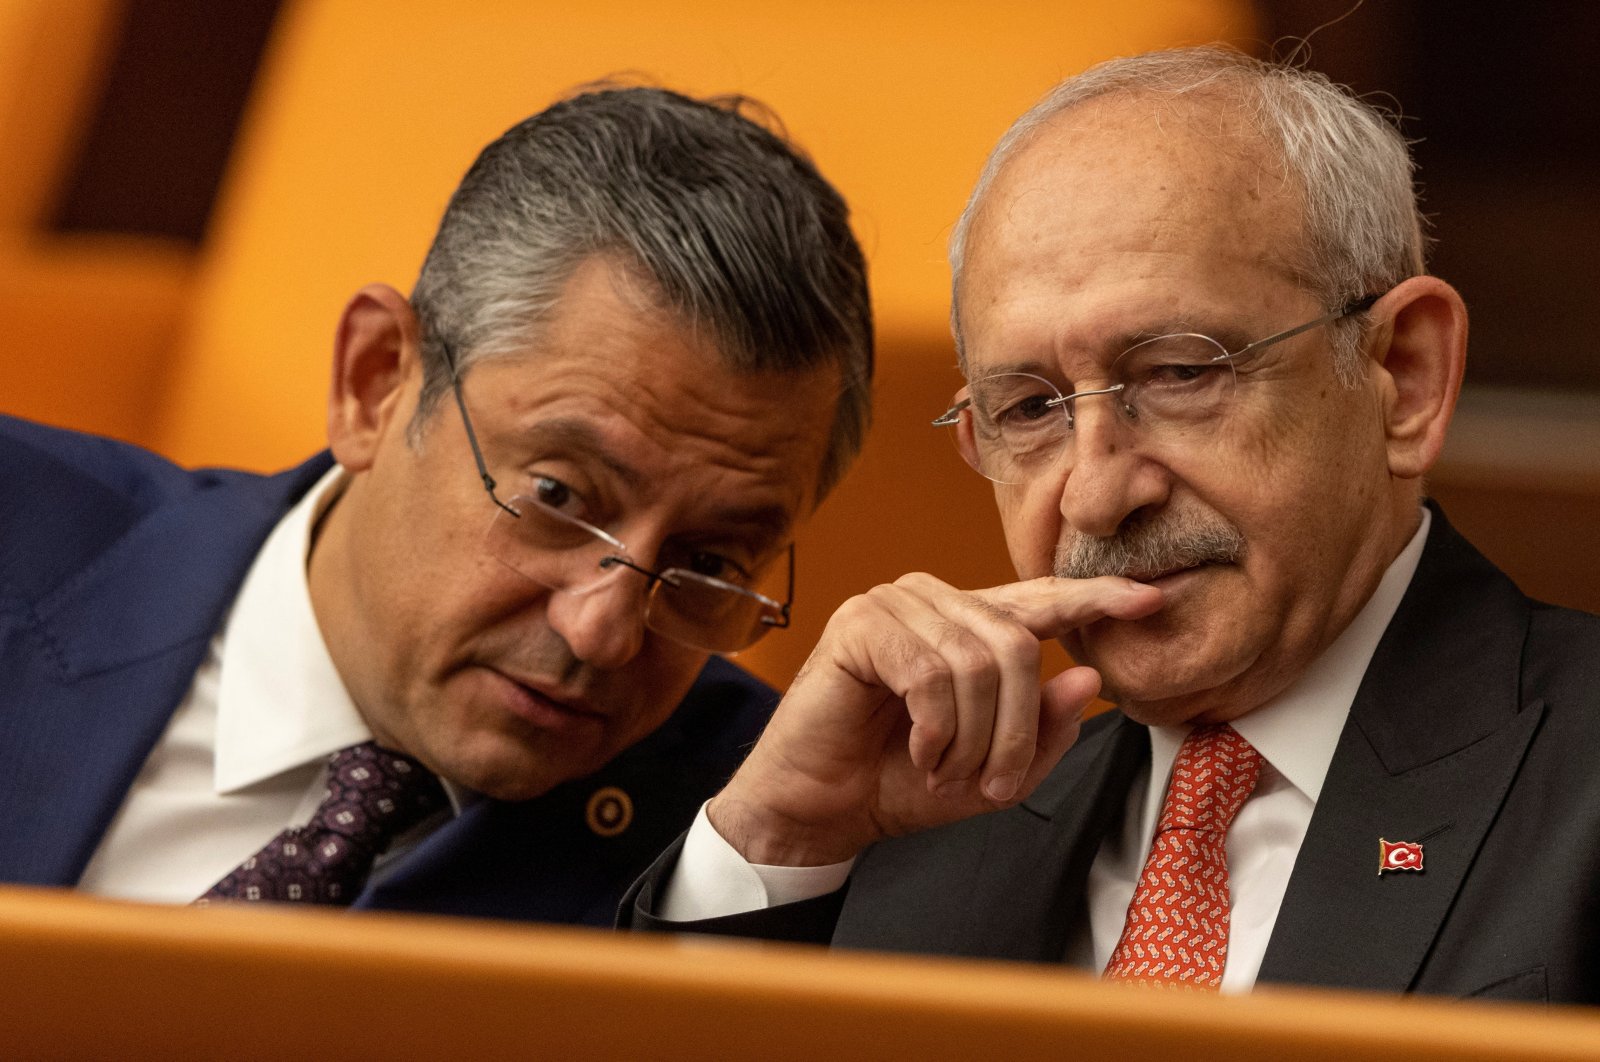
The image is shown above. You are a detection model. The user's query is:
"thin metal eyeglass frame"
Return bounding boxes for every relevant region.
[931,294,1380,428]
[440,341,794,636]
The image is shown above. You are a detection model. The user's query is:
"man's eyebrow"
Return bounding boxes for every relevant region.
[972,319,1258,377]
[521,417,643,489]
[699,503,793,548]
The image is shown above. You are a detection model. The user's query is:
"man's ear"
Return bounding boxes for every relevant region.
[327,284,423,472]
[1367,275,1469,481]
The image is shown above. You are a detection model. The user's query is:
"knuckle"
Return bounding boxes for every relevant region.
[913,715,955,749]
[993,626,1040,665]
[962,605,1038,666]
[857,583,899,608]
[831,585,907,635]
[904,649,954,692]
[931,622,999,680]
[934,623,992,665]
[893,571,945,594]
[831,588,886,627]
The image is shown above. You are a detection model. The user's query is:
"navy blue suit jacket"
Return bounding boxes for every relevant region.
[0,415,776,925]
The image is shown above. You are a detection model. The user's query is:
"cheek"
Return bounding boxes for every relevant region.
[368,519,527,670]
[607,645,710,736]
[997,483,1060,580]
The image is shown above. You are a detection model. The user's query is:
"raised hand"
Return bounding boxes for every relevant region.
[707,573,1163,866]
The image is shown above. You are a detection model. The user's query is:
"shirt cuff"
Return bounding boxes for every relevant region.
[658,802,856,921]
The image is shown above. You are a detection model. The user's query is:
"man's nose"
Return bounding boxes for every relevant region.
[542,564,650,669]
[1055,399,1171,538]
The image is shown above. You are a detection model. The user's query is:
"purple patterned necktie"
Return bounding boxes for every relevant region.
[198,742,447,906]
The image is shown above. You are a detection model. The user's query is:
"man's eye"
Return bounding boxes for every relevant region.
[533,475,579,512]
[1139,362,1224,389]
[1119,334,1230,390]
[987,391,1062,430]
[1147,363,1210,383]
[686,551,749,584]
[1005,394,1058,421]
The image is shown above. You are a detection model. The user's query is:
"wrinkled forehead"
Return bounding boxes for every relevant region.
[956,92,1312,368]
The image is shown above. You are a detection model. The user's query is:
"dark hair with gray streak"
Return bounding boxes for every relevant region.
[950,46,1426,384]
[410,85,873,500]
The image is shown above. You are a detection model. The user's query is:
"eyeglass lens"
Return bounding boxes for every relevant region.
[954,334,1236,484]
[482,495,784,653]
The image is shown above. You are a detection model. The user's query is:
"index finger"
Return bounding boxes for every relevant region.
[969,576,1163,641]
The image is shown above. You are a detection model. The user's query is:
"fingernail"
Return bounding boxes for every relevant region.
[985,773,1021,802]
[934,780,966,800]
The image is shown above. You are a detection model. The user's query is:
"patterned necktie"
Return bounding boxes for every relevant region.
[198,742,447,906]
[1103,723,1262,989]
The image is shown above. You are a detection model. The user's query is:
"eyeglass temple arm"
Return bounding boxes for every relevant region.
[1224,293,1381,362]
[932,398,970,427]
[443,343,520,518]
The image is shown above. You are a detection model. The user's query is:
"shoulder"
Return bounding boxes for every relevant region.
[0,415,331,603]
[1522,599,1600,706]
[0,415,310,519]
[0,415,193,511]
[0,418,190,601]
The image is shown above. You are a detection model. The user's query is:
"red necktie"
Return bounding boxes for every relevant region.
[1104,723,1262,989]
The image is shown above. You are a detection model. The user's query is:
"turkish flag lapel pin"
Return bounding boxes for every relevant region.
[1379,838,1424,875]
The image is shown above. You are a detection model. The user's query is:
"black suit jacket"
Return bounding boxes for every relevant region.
[626,505,1600,1002]
[0,415,776,925]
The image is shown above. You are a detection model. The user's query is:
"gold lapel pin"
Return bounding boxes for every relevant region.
[585,786,634,838]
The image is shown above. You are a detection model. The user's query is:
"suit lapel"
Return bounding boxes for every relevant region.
[0,457,330,885]
[959,713,1148,961]
[833,712,1145,961]
[1260,506,1541,991]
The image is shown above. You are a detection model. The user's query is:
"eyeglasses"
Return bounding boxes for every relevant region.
[442,343,794,654]
[932,296,1377,484]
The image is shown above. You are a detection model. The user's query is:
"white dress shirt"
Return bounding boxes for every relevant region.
[661,511,1432,994]
[76,468,461,904]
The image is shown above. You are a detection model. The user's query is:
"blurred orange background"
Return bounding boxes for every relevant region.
[1,0,1254,688]
[5,0,1597,693]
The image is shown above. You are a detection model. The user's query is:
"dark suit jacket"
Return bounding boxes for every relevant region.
[626,504,1600,1003]
[0,415,776,926]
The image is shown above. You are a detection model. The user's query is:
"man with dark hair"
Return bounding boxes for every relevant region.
[0,86,872,923]
[627,48,1600,1003]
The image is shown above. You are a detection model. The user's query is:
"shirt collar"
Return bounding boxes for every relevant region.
[1149,507,1433,803]
[213,467,371,793]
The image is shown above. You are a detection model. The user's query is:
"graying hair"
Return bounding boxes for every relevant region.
[949,46,1426,383]
[410,86,873,500]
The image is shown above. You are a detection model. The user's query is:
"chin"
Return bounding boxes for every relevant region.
[440,731,607,803]
[1072,613,1254,724]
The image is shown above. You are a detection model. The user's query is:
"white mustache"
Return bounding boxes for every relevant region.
[1055,511,1245,581]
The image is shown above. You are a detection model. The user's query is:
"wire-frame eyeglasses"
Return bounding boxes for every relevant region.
[932,295,1378,484]
[441,342,794,654]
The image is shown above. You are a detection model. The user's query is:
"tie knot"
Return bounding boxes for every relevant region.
[197,742,448,906]
[310,742,448,851]
[1157,724,1261,835]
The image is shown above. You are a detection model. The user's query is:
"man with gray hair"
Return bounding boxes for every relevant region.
[627,47,1600,1003]
[0,86,872,923]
